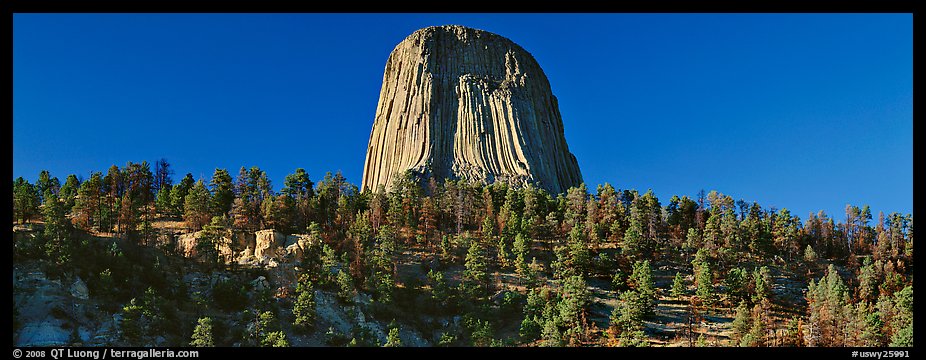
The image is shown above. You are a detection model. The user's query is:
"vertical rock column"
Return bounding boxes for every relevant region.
[361,25,583,194]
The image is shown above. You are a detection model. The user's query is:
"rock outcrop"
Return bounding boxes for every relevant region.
[176,232,234,261]
[361,25,583,194]
[254,230,285,259]
[177,229,315,266]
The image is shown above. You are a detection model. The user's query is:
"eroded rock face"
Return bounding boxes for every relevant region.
[362,25,583,194]
[255,230,285,259]
[177,229,316,266]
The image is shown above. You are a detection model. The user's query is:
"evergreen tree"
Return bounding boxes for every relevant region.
[804,244,817,264]
[384,326,403,347]
[251,311,288,347]
[43,195,72,266]
[293,275,317,331]
[482,213,496,241]
[232,167,272,231]
[462,239,489,299]
[36,170,60,203]
[622,218,645,260]
[427,269,453,311]
[154,158,174,194]
[336,268,356,304]
[123,161,155,243]
[120,298,144,343]
[184,179,212,231]
[888,286,912,347]
[609,290,649,346]
[752,266,772,304]
[263,331,290,347]
[13,177,39,224]
[196,216,228,266]
[724,268,750,305]
[566,222,591,276]
[628,260,656,316]
[73,172,103,231]
[209,168,234,217]
[513,233,531,278]
[189,317,214,347]
[154,185,172,215]
[102,165,123,231]
[261,194,293,232]
[694,262,714,305]
[59,174,80,212]
[806,264,850,346]
[281,168,313,231]
[170,173,195,217]
[564,183,588,228]
[731,301,751,344]
[670,272,686,299]
[559,275,591,345]
[773,208,801,261]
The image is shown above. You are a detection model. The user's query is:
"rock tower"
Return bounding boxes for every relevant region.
[362,25,583,194]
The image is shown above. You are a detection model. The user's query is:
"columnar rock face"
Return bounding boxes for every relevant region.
[361,25,583,194]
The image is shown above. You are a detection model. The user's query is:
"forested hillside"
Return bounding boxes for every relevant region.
[12,160,913,347]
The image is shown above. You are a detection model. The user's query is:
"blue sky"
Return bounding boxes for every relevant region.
[13,13,912,220]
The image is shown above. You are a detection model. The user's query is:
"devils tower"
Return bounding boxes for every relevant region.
[361,25,583,194]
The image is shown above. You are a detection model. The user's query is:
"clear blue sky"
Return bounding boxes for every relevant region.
[13,13,912,220]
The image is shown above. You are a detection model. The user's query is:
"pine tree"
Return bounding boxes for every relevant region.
[282,168,313,231]
[336,268,356,304]
[120,298,144,343]
[752,266,772,303]
[197,216,228,266]
[559,275,591,345]
[170,173,195,217]
[59,174,80,212]
[564,183,587,228]
[102,165,123,232]
[263,331,289,347]
[731,301,751,344]
[462,239,489,299]
[13,177,39,224]
[622,218,645,260]
[629,260,656,316]
[610,290,649,345]
[567,222,591,276]
[695,262,714,306]
[482,213,496,241]
[497,236,511,269]
[513,233,531,278]
[293,275,317,331]
[251,311,288,347]
[261,194,293,233]
[43,195,72,266]
[73,172,103,231]
[806,264,850,346]
[153,158,174,194]
[427,269,453,310]
[671,272,686,299]
[184,179,212,231]
[384,327,403,347]
[209,168,234,218]
[724,268,750,305]
[189,317,214,347]
[36,170,60,204]
[154,185,172,215]
[888,286,912,347]
[804,244,817,264]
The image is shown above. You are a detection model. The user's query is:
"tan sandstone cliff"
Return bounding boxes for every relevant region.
[361,25,583,194]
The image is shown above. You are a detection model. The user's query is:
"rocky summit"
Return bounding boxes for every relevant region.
[361,25,583,194]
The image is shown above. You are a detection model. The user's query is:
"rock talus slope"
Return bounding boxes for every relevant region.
[361,25,583,194]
